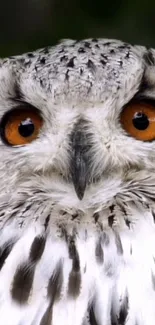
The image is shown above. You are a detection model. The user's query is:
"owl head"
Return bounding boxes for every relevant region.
[0,38,155,212]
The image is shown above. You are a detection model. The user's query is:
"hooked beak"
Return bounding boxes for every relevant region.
[70,123,90,200]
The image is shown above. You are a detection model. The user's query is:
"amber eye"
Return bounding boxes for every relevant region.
[0,106,43,146]
[120,101,155,141]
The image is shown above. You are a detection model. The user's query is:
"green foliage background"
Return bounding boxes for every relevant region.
[1,0,155,56]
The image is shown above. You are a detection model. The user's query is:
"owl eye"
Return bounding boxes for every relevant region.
[120,101,155,141]
[0,106,43,146]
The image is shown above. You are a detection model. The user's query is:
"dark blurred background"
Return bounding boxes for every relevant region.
[0,0,155,56]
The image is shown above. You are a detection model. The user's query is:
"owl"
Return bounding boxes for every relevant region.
[0,38,155,325]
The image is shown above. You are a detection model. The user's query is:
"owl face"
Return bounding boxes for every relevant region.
[0,39,155,210]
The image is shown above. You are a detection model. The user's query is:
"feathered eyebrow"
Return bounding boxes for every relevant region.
[132,75,154,102]
[13,82,24,102]
[126,92,155,110]
[132,51,155,101]
[134,78,150,99]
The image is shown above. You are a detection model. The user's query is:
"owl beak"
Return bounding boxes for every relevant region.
[70,126,89,200]
[71,150,87,200]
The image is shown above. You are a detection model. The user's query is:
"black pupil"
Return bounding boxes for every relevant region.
[132,112,149,130]
[18,118,35,137]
